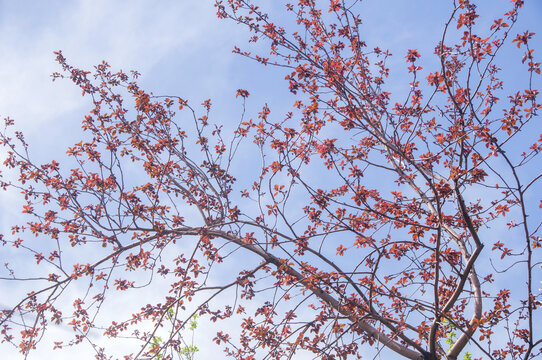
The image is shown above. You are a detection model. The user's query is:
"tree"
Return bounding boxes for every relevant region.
[1,0,541,359]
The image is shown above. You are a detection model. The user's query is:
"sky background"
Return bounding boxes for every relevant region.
[1,0,541,359]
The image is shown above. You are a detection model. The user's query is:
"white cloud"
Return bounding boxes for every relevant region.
[0,0,231,133]
[0,1,244,358]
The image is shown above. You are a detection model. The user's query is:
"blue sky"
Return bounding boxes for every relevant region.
[1,0,541,359]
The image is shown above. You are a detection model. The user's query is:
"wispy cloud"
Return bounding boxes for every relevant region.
[0,1,243,358]
[0,0,233,132]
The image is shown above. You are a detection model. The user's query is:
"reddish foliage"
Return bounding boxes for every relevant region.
[1,1,541,360]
